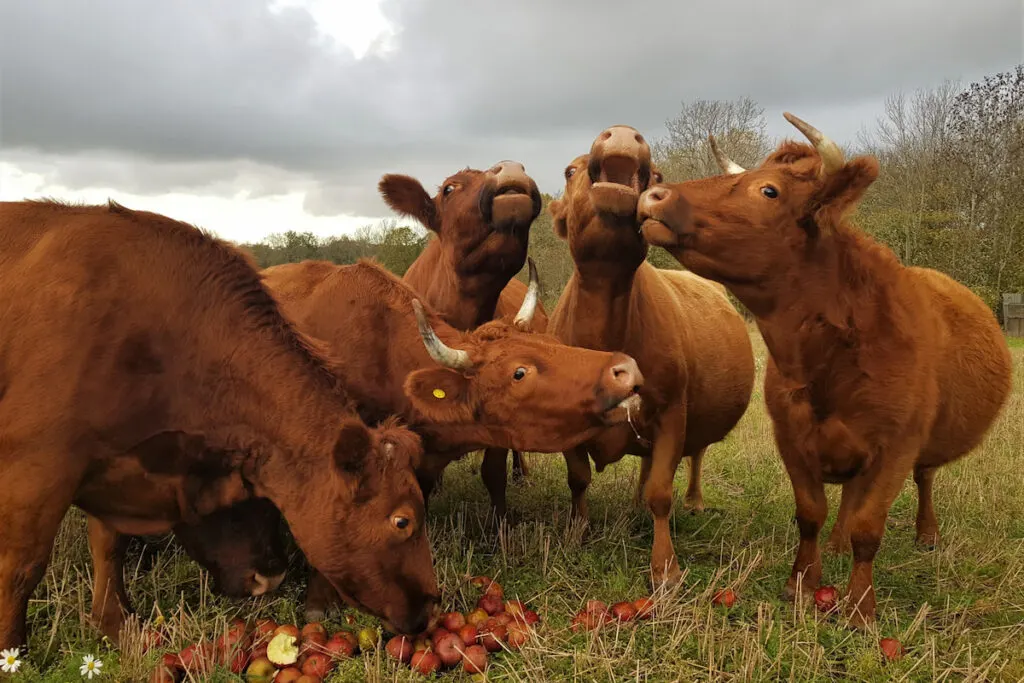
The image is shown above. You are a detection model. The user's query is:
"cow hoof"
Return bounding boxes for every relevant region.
[304,608,326,623]
[915,532,939,550]
[682,498,705,513]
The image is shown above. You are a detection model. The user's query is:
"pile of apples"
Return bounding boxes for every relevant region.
[148,617,378,682]
[569,596,655,632]
[384,575,540,676]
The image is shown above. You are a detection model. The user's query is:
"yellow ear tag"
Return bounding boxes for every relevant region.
[432,388,446,399]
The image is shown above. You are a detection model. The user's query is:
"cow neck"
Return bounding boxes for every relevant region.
[403,240,502,331]
[561,261,641,352]
[754,229,904,387]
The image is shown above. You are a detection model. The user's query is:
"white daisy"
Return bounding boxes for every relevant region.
[1,648,21,673]
[80,654,103,679]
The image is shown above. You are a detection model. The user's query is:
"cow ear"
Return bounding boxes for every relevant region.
[332,419,375,477]
[403,368,475,424]
[811,155,879,235]
[548,198,568,240]
[379,174,439,232]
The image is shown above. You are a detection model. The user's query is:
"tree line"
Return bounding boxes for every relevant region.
[239,65,1023,322]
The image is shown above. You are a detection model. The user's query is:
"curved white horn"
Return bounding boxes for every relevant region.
[783,112,845,175]
[708,134,746,174]
[513,257,539,330]
[411,300,472,371]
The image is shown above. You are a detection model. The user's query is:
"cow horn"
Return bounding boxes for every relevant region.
[513,257,539,330]
[411,299,472,371]
[708,134,746,174]
[783,112,845,175]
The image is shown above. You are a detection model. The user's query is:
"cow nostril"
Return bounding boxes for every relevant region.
[649,187,669,202]
[635,133,644,144]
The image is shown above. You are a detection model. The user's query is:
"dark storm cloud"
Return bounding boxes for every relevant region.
[1,0,1020,220]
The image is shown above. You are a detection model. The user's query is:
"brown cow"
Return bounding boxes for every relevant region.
[90,498,289,642]
[260,256,644,619]
[380,160,547,512]
[547,126,756,586]
[636,113,1014,627]
[0,199,439,649]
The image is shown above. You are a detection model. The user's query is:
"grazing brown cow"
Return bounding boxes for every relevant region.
[636,113,1014,627]
[90,498,289,642]
[0,199,439,649]
[380,160,547,513]
[260,257,644,619]
[547,126,755,586]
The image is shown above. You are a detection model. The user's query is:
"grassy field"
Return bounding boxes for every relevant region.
[14,330,1024,682]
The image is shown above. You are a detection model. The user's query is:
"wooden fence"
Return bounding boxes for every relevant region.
[1004,293,1024,337]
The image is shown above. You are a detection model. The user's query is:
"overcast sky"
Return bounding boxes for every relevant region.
[1,0,1021,243]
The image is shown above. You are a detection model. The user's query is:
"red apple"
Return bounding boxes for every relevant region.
[148,667,176,683]
[466,608,490,628]
[462,644,488,673]
[712,589,737,608]
[411,650,442,675]
[585,599,608,615]
[442,611,467,631]
[296,676,322,683]
[325,633,356,659]
[879,637,905,661]
[469,575,492,588]
[457,625,479,647]
[226,648,249,674]
[430,627,452,649]
[159,653,180,671]
[506,623,530,650]
[254,619,278,639]
[275,667,304,683]
[814,585,839,612]
[301,623,327,640]
[611,601,638,622]
[633,597,655,619]
[521,609,540,625]
[480,622,507,652]
[434,632,463,668]
[140,628,164,652]
[571,610,609,632]
[274,624,301,640]
[385,635,414,663]
[484,581,504,598]
[492,612,514,627]
[504,600,527,618]
[301,653,332,678]
[178,642,213,675]
[300,630,327,654]
[477,594,504,615]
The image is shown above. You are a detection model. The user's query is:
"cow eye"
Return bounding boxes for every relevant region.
[761,185,779,199]
[565,166,576,180]
[392,515,410,530]
[443,184,456,196]
[512,367,527,381]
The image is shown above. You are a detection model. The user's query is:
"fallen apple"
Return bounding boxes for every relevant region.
[571,610,609,632]
[274,624,301,640]
[141,628,165,653]
[148,667,176,683]
[244,656,277,683]
[879,637,905,661]
[457,625,479,647]
[357,627,379,652]
[267,632,300,667]
[386,635,414,663]
[483,581,504,598]
[301,623,327,640]
[478,594,504,615]
[492,613,514,627]
[300,630,327,654]
[325,633,356,659]
[504,600,527,618]
[274,667,303,683]
[254,619,278,640]
[301,653,332,678]
[250,642,269,661]
[610,601,638,622]
[411,650,442,675]
[712,589,737,608]
[469,575,492,588]
[226,648,250,674]
[442,611,467,631]
[296,676,322,683]
[466,608,490,628]
[434,632,463,668]
[480,622,507,652]
[462,644,488,673]
[633,597,655,619]
[585,600,608,615]
[506,623,530,650]
[431,627,452,649]
[413,636,430,652]
[814,586,839,613]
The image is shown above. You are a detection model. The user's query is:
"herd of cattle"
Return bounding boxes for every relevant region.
[0,113,1014,655]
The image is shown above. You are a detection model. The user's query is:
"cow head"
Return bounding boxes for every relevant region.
[548,125,664,276]
[172,498,289,599]
[637,113,880,316]
[378,161,542,284]
[402,260,645,453]
[255,417,439,635]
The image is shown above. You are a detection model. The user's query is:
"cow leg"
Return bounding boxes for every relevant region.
[780,456,827,602]
[682,448,706,512]
[824,482,854,554]
[634,457,652,508]
[840,456,915,629]
[0,482,76,651]
[510,451,530,482]
[303,570,340,623]
[913,465,940,548]
[480,447,509,520]
[564,447,592,522]
[644,408,687,588]
[415,457,450,513]
[87,516,133,643]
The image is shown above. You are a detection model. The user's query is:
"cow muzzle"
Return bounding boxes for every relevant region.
[596,354,644,423]
[248,571,287,597]
[588,126,654,217]
[483,160,540,228]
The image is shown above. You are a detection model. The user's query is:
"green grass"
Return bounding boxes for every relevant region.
[14,330,1024,681]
